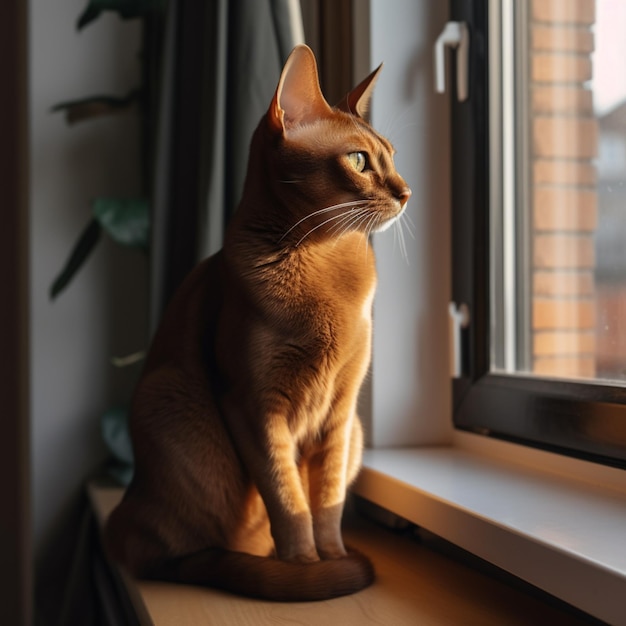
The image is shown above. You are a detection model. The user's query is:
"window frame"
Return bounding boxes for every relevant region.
[450,0,626,470]
[0,0,31,623]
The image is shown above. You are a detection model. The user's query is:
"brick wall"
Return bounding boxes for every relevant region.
[530,0,598,378]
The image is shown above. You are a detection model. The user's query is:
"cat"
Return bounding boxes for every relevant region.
[104,44,411,602]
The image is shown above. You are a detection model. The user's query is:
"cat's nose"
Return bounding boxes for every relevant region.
[397,187,412,207]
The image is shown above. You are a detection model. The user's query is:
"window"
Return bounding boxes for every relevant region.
[450,0,626,468]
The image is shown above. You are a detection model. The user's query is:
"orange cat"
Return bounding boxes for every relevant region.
[104,44,411,601]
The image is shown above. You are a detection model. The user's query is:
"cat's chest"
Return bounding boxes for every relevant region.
[291,270,375,346]
[256,243,376,330]
[254,256,375,360]
[302,239,375,310]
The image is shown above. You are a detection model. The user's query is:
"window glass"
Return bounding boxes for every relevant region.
[492,0,626,383]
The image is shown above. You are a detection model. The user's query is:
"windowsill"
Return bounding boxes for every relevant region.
[90,482,598,625]
[353,433,626,626]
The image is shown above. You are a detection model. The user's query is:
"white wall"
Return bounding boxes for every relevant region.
[29,0,147,565]
[367,0,453,446]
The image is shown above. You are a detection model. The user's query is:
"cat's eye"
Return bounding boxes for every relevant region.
[347,151,367,173]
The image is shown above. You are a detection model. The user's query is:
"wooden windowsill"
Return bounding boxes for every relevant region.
[89,484,593,625]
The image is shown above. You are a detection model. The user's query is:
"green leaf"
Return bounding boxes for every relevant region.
[51,90,139,125]
[101,407,135,486]
[49,218,102,300]
[101,407,134,465]
[48,198,149,300]
[77,0,166,30]
[92,197,150,250]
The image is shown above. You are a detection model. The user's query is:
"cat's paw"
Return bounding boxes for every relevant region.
[284,550,320,564]
[317,544,348,560]
[277,544,320,564]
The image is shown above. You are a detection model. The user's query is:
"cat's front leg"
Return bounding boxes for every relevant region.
[224,401,320,563]
[308,413,363,560]
[257,419,323,563]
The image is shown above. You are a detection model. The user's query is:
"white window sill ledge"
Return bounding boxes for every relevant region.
[352,434,626,626]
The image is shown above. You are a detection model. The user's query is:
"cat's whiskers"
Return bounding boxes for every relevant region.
[294,207,370,248]
[392,217,399,254]
[330,206,374,251]
[394,216,411,266]
[328,206,371,241]
[396,221,407,265]
[356,215,372,259]
[279,200,367,244]
[364,212,381,259]
[401,210,416,239]
[347,210,378,260]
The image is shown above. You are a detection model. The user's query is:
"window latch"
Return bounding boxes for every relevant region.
[434,21,469,101]
[449,302,470,378]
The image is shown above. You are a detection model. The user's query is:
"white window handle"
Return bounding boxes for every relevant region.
[449,302,470,378]
[435,21,469,102]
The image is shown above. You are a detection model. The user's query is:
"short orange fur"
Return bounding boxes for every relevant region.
[104,45,411,601]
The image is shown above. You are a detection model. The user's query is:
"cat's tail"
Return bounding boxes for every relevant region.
[143,548,375,602]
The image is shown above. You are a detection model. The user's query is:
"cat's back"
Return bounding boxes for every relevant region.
[142,251,225,374]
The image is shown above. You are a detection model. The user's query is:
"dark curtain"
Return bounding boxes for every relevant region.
[149,0,304,330]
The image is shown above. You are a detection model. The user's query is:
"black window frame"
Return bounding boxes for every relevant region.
[450,0,626,470]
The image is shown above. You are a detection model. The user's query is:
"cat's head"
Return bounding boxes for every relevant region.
[241,45,411,249]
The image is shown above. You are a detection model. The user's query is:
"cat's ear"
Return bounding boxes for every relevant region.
[335,63,383,119]
[268,44,332,134]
